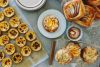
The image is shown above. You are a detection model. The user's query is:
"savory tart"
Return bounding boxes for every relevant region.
[18,23,28,34]
[3,7,15,17]
[0,0,8,7]
[21,46,31,56]
[12,53,22,63]
[31,40,42,51]
[25,31,36,41]
[2,58,12,67]
[4,44,15,55]
[0,51,5,61]
[43,15,59,32]
[8,28,19,39]
[55,48,72,64]
[0,35,9,46]
[16,36,26,47]
[82,46,99,64]
[0,21,9,32]
[0,11,4,21]
[9,16,20,27]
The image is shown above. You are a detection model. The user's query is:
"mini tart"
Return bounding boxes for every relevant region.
[0,35,9,46]
[8,28,19,39]
[0,0,8,7]
[82,46,99,64]
[3,7,14,17]
[66,41,81,58]
[9,16,20,27]
[16,36,26,47]
[31,40,42,51]
[55,48,72,64]
[18,23,28,33]
[12,53,22,63]
[0,12,4,21]
[43,15,59,32]
[21,46,31,56]
[0,51,4,61]
[2,58,12,67]
[4,44,15,55]
[0,21,9,32]
[25,31,36,41]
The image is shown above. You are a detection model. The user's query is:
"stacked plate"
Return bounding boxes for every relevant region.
[15,0,46,11]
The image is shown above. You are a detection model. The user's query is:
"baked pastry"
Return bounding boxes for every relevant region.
[55,48,72,64]
[25,31,36,41]
[0,0,8,7]
[18,23,28,33]
[43,15,59,32]
[0,21,9,32]
[75,5,95,27]
[4,44,15,55]
[63,0,85,21]
[3,7,14,17]
[0,11,4,21]
[16,36,26,47]
[0,50,4,61]
[12,53,22,63]
[0,35,9,46]
[9,16,20,27]
[31,40,42,51]
[21,46,31,56]
[82,46,99,63]
[8,28,19,39]
[2,58,12,67]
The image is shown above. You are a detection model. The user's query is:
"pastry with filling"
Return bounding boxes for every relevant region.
[0,51,4,61]
[2,58,12,67]
[12,53,22,63]
[25,31,36,41]
[21,46,31,56]
[0,21,9,32]
[43,15,59,32]
[8,28,19,39]
[0,0,8,7]
[31,40,42,51]
[0,12,4,21]
[4,43,15,55]
[9,16,20,27]
[18,23,28,33]
[3,7,14,17]
[16,36,26,47]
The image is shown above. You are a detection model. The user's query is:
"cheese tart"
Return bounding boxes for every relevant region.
[0,50,5,61]
[0,11,4,21]
[16,36,26,47]
[0,0,8,7]
[4,43,15,55]
[2,58,12,67]
[8,28,19,39]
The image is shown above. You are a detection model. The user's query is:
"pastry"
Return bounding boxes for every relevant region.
[8,28,19,39]
[43,15,59,32]
[16,36,26,47]
[25,31,36,41]
[31,40,42,51]
[2,58,12,67]
[3,7,14,17]
[0,21,9,32]
[21,46,31,56]
[0,11,4,21]
[55,48,72,64]
[0,0,8,7]
[4,43,15,55]
[82,46,99,63]
[0,35,9,46]
[0,50,4,61]
[9,16,20,27]
[18,23,28,33]
[12,53,22,63]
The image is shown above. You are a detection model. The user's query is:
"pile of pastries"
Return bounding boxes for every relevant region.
[0,0,42,67]
[55,41,99,64]
[63,0,100,27]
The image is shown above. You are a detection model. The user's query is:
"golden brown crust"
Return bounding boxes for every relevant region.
[0,0,8,7]
[2,58,12,67]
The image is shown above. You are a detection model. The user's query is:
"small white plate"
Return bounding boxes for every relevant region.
[38,9,66,38]
[15,0,46,11]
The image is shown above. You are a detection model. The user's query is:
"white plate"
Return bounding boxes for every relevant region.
[38,9,66,38]
[15,0,46,11]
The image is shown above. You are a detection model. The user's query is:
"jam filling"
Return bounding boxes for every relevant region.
[33,42,40,49]
[29,33,33,39]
